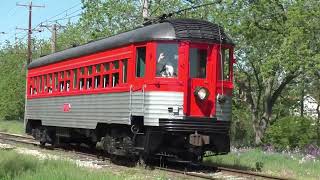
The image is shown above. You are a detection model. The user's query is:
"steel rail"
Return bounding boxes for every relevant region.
[204,164,291,180]
[156,167,217,180]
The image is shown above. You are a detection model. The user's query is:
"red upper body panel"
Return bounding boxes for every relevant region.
[27,41,234,118]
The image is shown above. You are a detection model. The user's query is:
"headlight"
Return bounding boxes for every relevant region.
[194,86,210,100]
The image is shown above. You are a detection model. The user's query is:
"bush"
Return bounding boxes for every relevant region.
[231,100,255,147]
[264,116,316,150]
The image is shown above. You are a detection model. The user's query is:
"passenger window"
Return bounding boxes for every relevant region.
[79,78,84,90]
[112,73,119,87]
[104,63,110,71]
[87,78,92,89]
[59,81,64,92]
[156,43,178,77]
[29,78,33,95]
[136,47,146,77]
[43,75,47,92]
[189,48,207,78]
[48,74,53,93]
[60,71,64,79]
[80,67,85,75]
[30,85,33,95]
[122,59,128,83]
[39,76,42,93]
[96,64,101,73]
[66,70,70,78]
[221,48,231,80]
[66,80,70,92]
[88,66,92,75]
[73,69,77,89]
[103,74,109,88]
[33,77,37,94]
[54,73,58,91]
[94,75,100,89]
[113,61,119,69]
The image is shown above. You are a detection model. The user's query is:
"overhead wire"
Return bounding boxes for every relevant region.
[13,3,84,44]
[32,2,83,32]
[47,8,83,22]
[43,3,81,22]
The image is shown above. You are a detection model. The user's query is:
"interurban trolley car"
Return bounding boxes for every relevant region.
[25,19,234,162]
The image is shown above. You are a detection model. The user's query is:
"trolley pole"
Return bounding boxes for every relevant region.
[17,1,45,65]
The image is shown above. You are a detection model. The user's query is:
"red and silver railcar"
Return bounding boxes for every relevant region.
[25,19,234,161]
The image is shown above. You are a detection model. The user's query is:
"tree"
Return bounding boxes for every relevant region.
[0,42,27,120]
[233,0,320,144]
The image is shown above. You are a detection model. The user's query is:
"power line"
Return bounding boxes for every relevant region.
[49,13,82,22]
[2,2,83,47]
[32,3,82,31]
[44,3,81,22]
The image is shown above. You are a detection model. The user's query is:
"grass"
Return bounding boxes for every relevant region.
[0,149,183,180]
[204,148,320,180]
[0,120,24,134]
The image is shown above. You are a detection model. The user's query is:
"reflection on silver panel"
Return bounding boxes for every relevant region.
[215,96,232,121]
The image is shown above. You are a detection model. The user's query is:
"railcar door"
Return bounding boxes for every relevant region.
[186,44,215,117]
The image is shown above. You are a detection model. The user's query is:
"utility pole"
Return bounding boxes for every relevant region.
[40,23,65,53]
[51,24,57,53]
[142,0,149,20]
[17,1,45,65]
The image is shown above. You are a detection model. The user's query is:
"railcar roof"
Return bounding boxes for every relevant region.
[28,19,233,69]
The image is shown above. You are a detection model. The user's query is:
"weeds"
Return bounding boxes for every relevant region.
[0,120,24,134]
[204,148,320,179]
[0,150,174,180]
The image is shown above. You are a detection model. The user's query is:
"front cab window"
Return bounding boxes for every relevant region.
[189,48,207,78]
[156,43,178,78]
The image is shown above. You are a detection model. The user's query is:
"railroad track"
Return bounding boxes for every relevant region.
[155,162,289,180]
[0,132,37,145]
[0,132,291,180]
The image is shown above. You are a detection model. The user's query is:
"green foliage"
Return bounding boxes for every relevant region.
[264,116,316,149]
[0,44,26,121]
[231,98,255,147]
[80,0,142,39]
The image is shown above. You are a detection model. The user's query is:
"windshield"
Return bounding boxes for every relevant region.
[156,43,178,78]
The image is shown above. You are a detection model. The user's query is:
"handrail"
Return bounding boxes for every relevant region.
[129,85,133,122]
[142,84,146,114]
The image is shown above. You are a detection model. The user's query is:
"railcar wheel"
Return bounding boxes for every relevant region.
[137,155,148,167]
[39,128,47,146]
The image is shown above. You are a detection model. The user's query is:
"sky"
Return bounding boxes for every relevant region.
[0,0,82,45]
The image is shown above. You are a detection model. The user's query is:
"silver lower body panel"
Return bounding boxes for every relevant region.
[25,91,184,129]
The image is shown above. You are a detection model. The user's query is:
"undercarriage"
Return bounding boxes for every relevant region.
[26,118,230,163]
